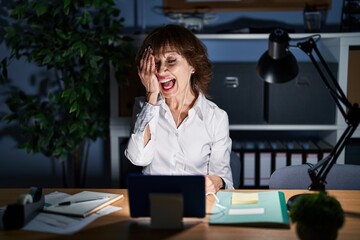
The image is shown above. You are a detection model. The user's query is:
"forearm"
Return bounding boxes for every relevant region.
[127,97,159,166]
[143,92,158,146]
[125,131,155,166]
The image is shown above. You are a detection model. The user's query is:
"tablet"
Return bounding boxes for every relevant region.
[127,174,206,218]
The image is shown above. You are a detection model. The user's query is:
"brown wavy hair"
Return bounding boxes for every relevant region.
[135,24,213,98]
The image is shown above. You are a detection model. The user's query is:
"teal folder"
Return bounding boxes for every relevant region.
[209,191,290,228]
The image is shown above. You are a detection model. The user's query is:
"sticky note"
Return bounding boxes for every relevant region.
[231,192,259,205]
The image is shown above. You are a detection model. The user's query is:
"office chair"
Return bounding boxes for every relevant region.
[269,164,360,190]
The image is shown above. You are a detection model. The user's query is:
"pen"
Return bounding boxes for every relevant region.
[57,197,109,206]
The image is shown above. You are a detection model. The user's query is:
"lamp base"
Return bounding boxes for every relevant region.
[287,193,314,211]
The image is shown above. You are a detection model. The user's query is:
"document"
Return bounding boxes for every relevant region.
[43,191,123,217]
[286,141,303,166]
[299,140,320,165]
[23,206,120,235]
[257,141,272,187]
[243,142,256,186]
[209,191,289,228]
[270,141,287,170]
[274,152,287,169]
[315,140,333,160]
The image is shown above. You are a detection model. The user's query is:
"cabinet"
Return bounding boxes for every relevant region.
[109,32,360,188]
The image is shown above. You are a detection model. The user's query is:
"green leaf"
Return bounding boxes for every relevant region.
[66,139,75,149]
[35,3,47,16]
[69,102,79,113]
[53,147,62,157]
[93,0,102,8]
[45,131,54,146]
[72,41,87,57]
[83,71,90,81]
[85,88,91,101]
[61,89,72,98]
[64,0,72,9]
[34,112,46,120]
[63,0,72,15]
[69,123,78,133]
[80,11,91,25]
[42,54,52,65]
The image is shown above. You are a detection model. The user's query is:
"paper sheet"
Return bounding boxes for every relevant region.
[22,191,121,235]
[23,205,120,234]
[228,208,265,215]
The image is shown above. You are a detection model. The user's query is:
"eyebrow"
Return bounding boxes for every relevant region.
[158,49,180,55]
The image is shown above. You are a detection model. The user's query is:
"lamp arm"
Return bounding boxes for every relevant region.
[297,38,352,119]
[296,37,360,191]
[308,124,357,191]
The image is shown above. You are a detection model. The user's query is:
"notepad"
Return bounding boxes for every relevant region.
[209,191,289,228]
[231,192,259,204]
[43,191,123,217]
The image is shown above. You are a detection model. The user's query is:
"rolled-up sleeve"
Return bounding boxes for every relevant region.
[125,98,160,166]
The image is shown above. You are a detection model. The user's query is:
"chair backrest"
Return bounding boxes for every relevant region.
[269,164,360,190]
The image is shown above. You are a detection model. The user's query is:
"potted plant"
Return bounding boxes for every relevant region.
[289,192,345,240]
[0,0,134,187]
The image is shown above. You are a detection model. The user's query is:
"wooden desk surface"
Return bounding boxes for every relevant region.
[0,189,359,240]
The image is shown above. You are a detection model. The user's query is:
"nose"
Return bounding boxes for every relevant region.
[156,62,167,75]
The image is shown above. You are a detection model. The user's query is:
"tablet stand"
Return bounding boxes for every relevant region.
[149,193,183,229]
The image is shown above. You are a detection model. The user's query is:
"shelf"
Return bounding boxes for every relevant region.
[163,0,331,12]
[109,117,344,138]
[195,32,360,40]
[229,125,343,131]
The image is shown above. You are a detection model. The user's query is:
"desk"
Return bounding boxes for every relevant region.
[0,189,359,239]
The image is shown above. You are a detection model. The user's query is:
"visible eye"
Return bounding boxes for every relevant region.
[167,59,176,65]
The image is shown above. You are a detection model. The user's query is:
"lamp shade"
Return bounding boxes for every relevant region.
[256,28,299,84]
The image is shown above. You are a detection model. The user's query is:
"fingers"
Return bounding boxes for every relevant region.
[205,175,223,194]
[137,46,160,100]
[138,46,154,82]
[138,45,154,75]
[205,176,217,194]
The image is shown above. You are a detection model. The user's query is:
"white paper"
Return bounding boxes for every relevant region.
[23,206,120,234]
[43,191,123,217]
[21,191,122,235]
[228,208,265,215]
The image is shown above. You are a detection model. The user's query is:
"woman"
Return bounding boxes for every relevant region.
[125,24,234,193]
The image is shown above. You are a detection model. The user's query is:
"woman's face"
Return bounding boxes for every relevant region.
[154,46,194,99]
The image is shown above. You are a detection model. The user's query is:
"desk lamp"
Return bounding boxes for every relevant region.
[256,28,360,205]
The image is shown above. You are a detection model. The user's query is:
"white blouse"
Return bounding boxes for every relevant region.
[125,93,234,189]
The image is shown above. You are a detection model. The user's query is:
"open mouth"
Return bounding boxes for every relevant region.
[160,78,176,91]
